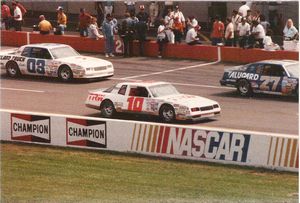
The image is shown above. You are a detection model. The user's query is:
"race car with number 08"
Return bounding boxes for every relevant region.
[220,60,299,97]
[85,81,221,122]
[0,43,114,81]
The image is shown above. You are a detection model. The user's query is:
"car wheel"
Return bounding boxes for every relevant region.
[237,79,253,96]
[6,61,20,78]
[58,66,73,82]
[159,105,175,123]
[100,100,115,118]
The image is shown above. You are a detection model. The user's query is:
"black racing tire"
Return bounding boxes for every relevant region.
[237,79,253,97]
[6,61,20,78]
[159,104,176,123]
[100,100,116,118]
[58,65,73,82]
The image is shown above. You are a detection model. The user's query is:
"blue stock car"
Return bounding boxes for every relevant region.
[220,60,299,97]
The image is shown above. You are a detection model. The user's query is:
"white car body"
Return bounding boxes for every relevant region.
[85,81,221,121]
[0,43,114,80]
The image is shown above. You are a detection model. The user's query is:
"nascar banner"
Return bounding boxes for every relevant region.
[0,109,298,172]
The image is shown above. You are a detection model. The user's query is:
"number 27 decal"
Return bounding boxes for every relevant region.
[260,76,281,91]
[127,97,144,112]
[27,59,45,74]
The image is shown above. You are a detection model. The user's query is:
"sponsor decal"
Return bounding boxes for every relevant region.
[88,93,104,102]
[0,55,12,60]
[66,118,107,148]
[229,71,259,80]
[11,113,51,143]
[267,137,298,169]
[131,124,250,162]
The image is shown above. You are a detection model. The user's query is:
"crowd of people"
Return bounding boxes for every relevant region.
[1,1,299,58]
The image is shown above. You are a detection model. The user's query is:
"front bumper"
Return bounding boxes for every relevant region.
[176,110,221,121]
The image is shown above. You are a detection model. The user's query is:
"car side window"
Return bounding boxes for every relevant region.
[129,86,149,97]
[262,65,272,76]
[118,85,127,95]
[246,64,257,73]
[30,48,52,59]
[21,47,31,57]
[269,65,286,77]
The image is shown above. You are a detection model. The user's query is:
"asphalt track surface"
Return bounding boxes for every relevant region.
[0,46,298,135]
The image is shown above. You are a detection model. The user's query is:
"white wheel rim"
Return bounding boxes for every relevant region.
[163,109,174,121]
[61,69,71,79]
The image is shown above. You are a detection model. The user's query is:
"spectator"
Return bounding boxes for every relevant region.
[104,1,113,16]
[149,1,159,27]
[263,30,280,51]
[1,1,12,30]
[283,19,298,41]
[78,8,91,37]
[172,16,184,44]
[237,17,251,48]
[246,10,254,25]
[249,20,265,48]
[157,19,167,58]
[95,2,104,27]
[164,9,175,44]
[238,1,250,17]
[56,6,67,35]
[136,5,149,56]
[163,1,173,18]
[172,5,185,28]
[14,1,26,16]
[211,15,224,46]
[119,18,134,57]
[38,15,52,35]
[185,25,202,45]
[12,1,22,31]
[124,0,136,15]
[88,17,103,40]
[125,12,138,28]
[186,16,198,31]
[231,9,241,46]
[102,14,115,57]
[225,17,234,46]
[259,15,270,33]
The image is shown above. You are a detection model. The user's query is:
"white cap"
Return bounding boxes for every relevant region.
[56,6,63,11]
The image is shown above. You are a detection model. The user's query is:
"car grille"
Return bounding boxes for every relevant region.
[94,66,107,71]
[200,106,214,111]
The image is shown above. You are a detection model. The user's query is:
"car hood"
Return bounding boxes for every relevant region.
[58,56,112,68]
[160,94,218,107]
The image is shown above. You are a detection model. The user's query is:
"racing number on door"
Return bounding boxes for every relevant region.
[260,76,281,91]
[127,97,144,111]
[27,59,45,74]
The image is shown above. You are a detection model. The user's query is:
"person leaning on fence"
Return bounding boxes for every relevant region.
[224,17,234,46]
[102,14,115,57]
[157,19,168,58]
[211,15,224,46]
[78,8,92,37]
[88,17,103,40]
[249,20,265,48]
[283,19,298,41]
[55,6,67,35]
[38,15,52,35]
[1,1,12,30]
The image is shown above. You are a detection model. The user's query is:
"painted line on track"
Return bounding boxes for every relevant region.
[121,60,220,79]
[0,87,45,93]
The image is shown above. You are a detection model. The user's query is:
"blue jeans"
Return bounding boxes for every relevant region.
[105,36,114,54]
[211,38,222,46]
[80,28,88,37]
[58,24,66,34]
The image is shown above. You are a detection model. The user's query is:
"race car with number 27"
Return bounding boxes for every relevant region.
[85,81,221,122]
[0,43,114,81]
[220,60,298,96]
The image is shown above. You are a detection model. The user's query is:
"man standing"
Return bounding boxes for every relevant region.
[237,17,251,48]
[12,1,22,31]
[78,8,91,37]
[38,15,52,35]
[225,17,234,46]
[238,2,250,17]
[56,6,67,35]
[102,14,115,57]
[172,5,185,29]
[231,10,241,46]
[149,1,159,27]
[1,1,12,30]
[136,5,149,56]
[211,15,224,46]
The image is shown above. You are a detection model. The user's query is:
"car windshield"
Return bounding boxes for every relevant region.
[149,84,179,97]
[285,64,299,78]
[50,46,80,59]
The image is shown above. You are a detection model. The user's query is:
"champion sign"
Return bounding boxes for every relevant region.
[131,124,250,162]
[11,113,51,143]
[66,118,107,148]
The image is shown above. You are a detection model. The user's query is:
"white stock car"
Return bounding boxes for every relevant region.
[0,43,114,81]
[85,81,221,122]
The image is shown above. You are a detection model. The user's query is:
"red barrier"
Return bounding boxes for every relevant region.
[1,30,298,63]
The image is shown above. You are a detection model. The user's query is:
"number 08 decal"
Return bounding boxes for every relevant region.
[127,97,144,112]
[27,59,46,74]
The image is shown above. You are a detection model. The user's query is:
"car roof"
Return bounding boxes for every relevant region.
[258,60,299,66]
[22,43,69,49]
[116,81,169,88]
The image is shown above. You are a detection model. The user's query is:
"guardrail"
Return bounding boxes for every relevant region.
[1,109,298,172]
[1,30,298,63]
